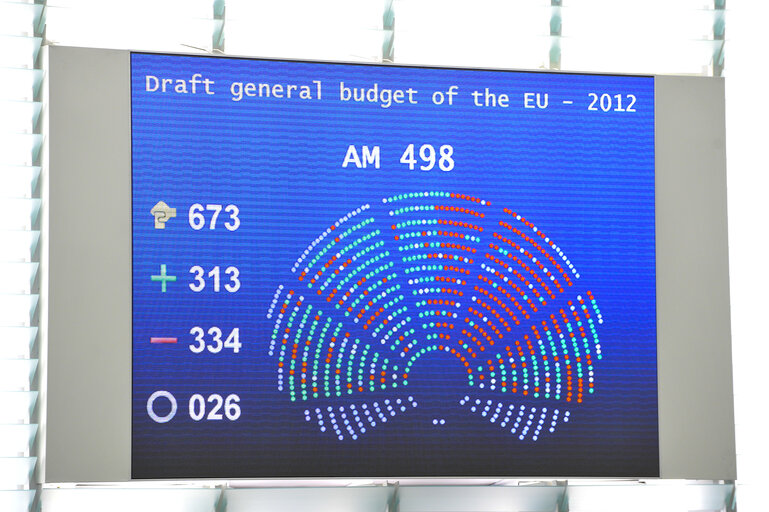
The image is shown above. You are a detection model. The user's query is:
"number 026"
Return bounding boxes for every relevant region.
[188,393,241,421]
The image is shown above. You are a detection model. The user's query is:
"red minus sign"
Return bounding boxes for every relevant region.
[150,337,178,344]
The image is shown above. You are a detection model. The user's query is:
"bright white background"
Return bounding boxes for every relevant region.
[723,2,769,511]
[1,0,767,510]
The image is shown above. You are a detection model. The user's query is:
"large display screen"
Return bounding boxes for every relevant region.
[130,53,658,478]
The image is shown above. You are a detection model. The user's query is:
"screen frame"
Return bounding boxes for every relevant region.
[41,46,736,483]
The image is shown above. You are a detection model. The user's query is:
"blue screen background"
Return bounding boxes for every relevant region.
[131,53,658,478]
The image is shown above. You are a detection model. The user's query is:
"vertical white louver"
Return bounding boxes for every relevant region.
[559,0,725,76]
[0,1,42,511]
[392,0,554,69]
[391,0,725,76]
[44,0,216,53]
[224,0,390,62]
[724,2,769,511]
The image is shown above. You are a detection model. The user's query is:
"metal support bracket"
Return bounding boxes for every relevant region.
[387,481,400,512]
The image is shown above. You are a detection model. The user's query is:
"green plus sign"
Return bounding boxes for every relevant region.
[150,264,177,292]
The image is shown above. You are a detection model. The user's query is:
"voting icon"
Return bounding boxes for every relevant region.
[150,201,176,229]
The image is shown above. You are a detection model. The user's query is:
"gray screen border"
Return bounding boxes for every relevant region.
[43,46,132,483]
[655,75,736,478]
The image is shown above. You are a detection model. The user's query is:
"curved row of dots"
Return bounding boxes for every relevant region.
[305,396,418,441]
[459,396,570,441]
[292,205,371,273]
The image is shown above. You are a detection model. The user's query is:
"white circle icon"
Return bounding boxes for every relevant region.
[147,390,177,423]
